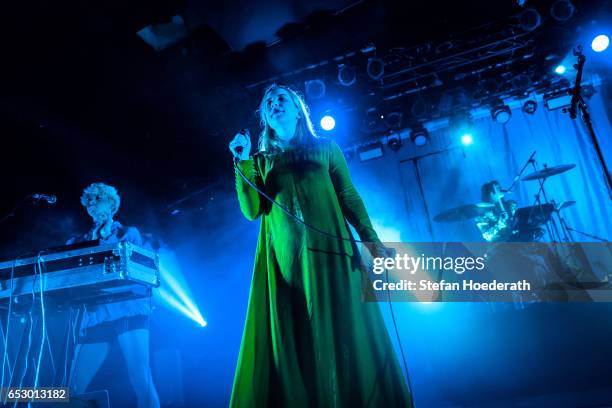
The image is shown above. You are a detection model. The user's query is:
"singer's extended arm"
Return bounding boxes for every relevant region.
[235,157,264,220]
[328,140,381,243]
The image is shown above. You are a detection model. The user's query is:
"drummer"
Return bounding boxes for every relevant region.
[475,180,516,242]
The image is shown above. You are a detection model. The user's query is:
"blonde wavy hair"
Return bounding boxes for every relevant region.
[80,182,121,216]
[257,84,319,153]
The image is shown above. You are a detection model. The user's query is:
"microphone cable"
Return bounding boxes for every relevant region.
[233,158,416,406]
[234,157,366,243]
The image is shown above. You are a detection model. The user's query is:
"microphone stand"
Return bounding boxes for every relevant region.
[565,45,612,198]
[0,194,49,225]
[505,150,536,194]
[400,144,463,301]
[399,144,464,241]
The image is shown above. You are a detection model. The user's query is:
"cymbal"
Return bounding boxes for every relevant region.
[433,203,495,223]
[557,200,576,210]
[521,164,576,181]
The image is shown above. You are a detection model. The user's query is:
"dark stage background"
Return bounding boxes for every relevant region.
[1,0,611,407]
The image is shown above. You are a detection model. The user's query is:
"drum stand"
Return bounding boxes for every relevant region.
[526,160,569,242]
[561,223,609,242]
[526,157,606,243]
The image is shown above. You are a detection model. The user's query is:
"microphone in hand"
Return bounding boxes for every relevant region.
[230,129,251,162]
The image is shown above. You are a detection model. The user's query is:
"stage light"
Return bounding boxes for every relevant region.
[305,79,326,99]
[550,0,575,22]
[491,104,512,124]
[519,8,541,32]
[449,113,474,146]
[591,34,609,53]
[366,57,385,80]
[461,133,473,146]
[387,133,402,152]
[522,100,537,114]
[544,92,572,111]
[385,112,403,129]
[554,65,566,74]
[320,115,336,131]
[338,64,356,86]
[358,142,384,162]
[410,127,429,146]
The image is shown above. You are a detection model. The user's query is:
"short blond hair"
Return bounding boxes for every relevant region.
[80,183,120,216]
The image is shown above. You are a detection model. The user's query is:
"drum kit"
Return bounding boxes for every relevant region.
[433,154,584,242]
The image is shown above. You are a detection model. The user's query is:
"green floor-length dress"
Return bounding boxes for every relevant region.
[230,137,413,407]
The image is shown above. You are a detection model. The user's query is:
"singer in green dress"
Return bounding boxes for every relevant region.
[228,84,413,407]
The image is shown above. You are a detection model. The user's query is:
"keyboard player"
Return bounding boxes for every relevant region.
[66,182,159,408]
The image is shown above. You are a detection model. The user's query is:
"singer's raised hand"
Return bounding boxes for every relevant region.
[229,131,251,161]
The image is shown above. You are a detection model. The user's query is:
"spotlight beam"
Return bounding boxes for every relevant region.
[157,251,206,327]
[159,265,202,318]
[158,288,207,327]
